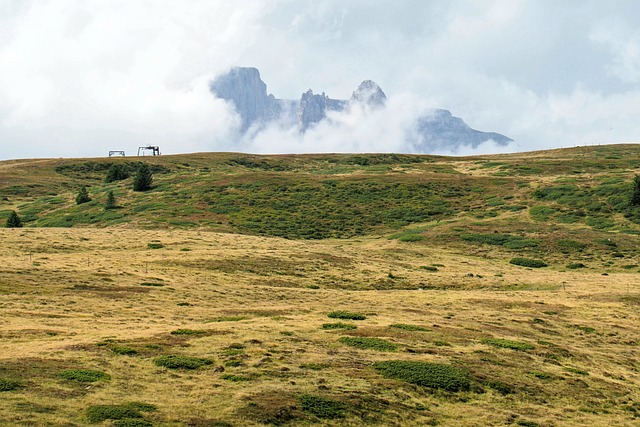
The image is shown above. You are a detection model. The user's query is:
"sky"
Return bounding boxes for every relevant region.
[1,0,639,160]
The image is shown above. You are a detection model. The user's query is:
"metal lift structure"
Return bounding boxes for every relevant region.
[137,146,160,156]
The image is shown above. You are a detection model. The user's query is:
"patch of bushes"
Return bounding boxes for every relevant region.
[566,262,587,269]
[221,374,251,382]
[481,338,535,351]
[374,360,470,392]
[113,420,153,427]
[563,367,589,375]
[153,355,213,370]
[322,322,357,330]
[398,234,424,242]
[390,324,429,332]
[146,243,164,249]
[509,258,548,268]
[298,394,347,419]
[86,405,141,423]
[570,325,596,333]
[170,329,207,336]
[461,233,539,249]
[110,345,138,356]
[327,311,366,320]
[338,337,397,351]
[59,369,110,382]
[0,378,21,391]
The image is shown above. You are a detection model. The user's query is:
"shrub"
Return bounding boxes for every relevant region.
[5,210,23,228]
[221,374,250,382]
[321,322,357,330]
[59,369,110,382]
[481,338,535,351]
[631,175,640,206]
[140,282,164,287]
[110,345,138,356]
[510,258,547,268]
[133,164,153,192]
[105,190,117,210]
[338,337,397,351]
[420,266,438,272]
[170,329,206,335]
[86,405,142,423]
[298,394,347,419]
[566,262,586,269]
[76,186,91,205]
[461,233,539,249]
[105,164,130,183]
[390,324,429,332]
[374,360,470,391]
[0,378,21,391]
[398,234,424,242]
[113,420,153,427]
[327,311,366,320]
[146,243,164,249]
[153,355,213,370]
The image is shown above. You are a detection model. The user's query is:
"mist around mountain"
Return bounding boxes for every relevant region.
[210,67,513,153]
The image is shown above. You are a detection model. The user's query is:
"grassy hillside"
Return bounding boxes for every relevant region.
[1,145,640,426]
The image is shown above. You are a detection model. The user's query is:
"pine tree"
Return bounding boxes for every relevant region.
[76,186,91,204]
[5,211,22,228]
[105,190,117,210]
[133,164,153,192]
[105,164,129,183]
[632,175,640,206]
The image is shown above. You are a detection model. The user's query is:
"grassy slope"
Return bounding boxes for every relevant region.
[0,145,639,426]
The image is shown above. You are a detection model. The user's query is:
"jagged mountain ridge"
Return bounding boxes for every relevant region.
[210,67,512,151]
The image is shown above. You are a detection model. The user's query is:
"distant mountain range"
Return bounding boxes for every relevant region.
[210,67,512,152]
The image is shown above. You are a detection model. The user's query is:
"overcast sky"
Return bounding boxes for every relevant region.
[1,0,639,160]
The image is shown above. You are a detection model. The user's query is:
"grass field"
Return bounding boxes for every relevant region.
[1,145,640,426]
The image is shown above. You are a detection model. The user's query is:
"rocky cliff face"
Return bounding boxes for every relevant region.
[210,67,512,151]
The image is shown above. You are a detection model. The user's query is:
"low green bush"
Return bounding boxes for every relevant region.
[0,378,21,391]
[510,258,547,268]
[374,360,470,391]
[338,337,397,351]
[298,394,347,419]
[327,311,366,320]
[139,282,164,287]
[86,405,142,423]
[113,420,153,427]
[153,355,213,370]
[110,345,138,356]
[398,234,424,242]
[481,338,535,351]
[321,322,357,330]
[170,329,206,335]
[390,324,429,332]
[146,243,164,249]
[462,233,539,249]
[221,374,250,382]
[59,369,110,382]
[420,266,438,272]
[566,263,587,269]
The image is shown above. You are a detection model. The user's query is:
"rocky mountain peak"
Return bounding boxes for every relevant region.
[351,80,387,106]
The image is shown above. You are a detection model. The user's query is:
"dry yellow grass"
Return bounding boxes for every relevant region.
[0,227,639,426]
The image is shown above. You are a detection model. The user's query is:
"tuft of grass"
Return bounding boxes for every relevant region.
[481,338,535,351]
[0,378,21,392]
[298,394,347,419]
[390,323,429,332]
[420,266,439,272]
[338,337,397,351]
[170,328,207,335]
[566,262,587,269]
[221,374,251,382]
[570,325,596,333]
[139,282,164,287]
[59,369,110,383]
[321,322,357,330]
[327,311,366,320]
[208,316,247,322]
[374,360,470,392]
[563,367,589,376]
[153,355,213,370]
[146,243,164,249]
[510,258,548,268]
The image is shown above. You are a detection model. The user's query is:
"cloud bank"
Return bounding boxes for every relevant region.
[0,0,639,160]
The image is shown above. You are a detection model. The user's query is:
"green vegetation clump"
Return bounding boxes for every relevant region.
[390,323,430,332]
[105,164,130,183]
[321,322,357,330]
[153,355,213,370]
[298,394,347,419]
[420,266,439,272]
[110,345,138,356]
[481,338,535,351]
[398,234,424,242]
[59,369,110,382]
[133,164,153,192]
[0,378,21,391]
[374,360,470,391]
[566,262,587,269]
[510,258,548,268]
[75,186,91,205]
[209,316,247,322]
[461,233,539,249]
[221,374,251,382]
[5,210,23,228]
[140,282,164,287]
[327,311,366,320]
[113,420,153,427]
[146,243,164,249]
[170,329,206,335]
[338,337,397,351]
[105,190,117,210]
[86,402,155,424]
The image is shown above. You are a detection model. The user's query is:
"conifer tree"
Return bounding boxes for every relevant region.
[5,210,22,228]
[133,164,153,192]
[105,190,117,210]
[631,175,640,206]
[75,186,91,204]
[105,164,129,183]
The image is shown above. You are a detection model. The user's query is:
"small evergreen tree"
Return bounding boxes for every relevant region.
[105,164,129,183]
[5,210,22,228]
[133,164,153,192]
[631,175,640,206]
[105,190,117,210]
[76,186,91,204]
